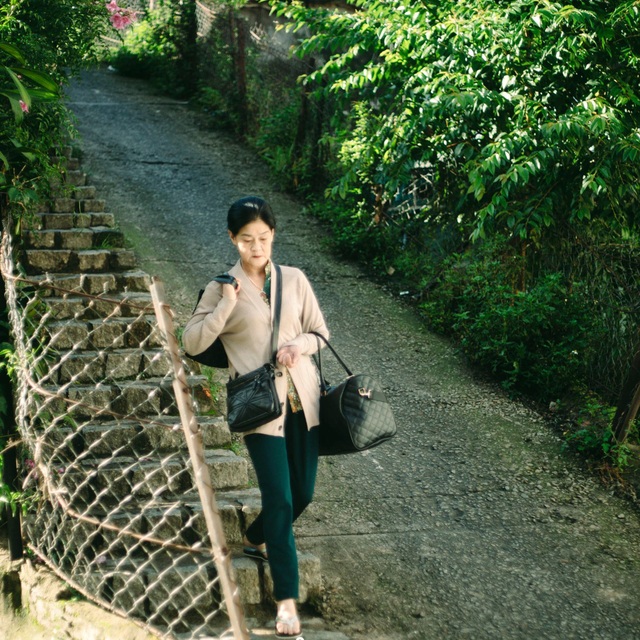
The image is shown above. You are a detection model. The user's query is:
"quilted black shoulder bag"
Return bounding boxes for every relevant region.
[225,263,283,433]
[312,332,396,455]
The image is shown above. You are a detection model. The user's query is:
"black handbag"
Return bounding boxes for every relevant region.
[312,332,397,455]
[225,263,283,433]
[184,274,238,368]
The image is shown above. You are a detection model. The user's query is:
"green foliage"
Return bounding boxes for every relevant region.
[420,239,595,399]
[1,0,107,78]
[307,195,381,259]
[109,2,197,98]
[200,364,225,416]
[0,0,111,218]
[252,85,310,190]
[274,0,640,243]
[0,457,24,518]
[561,394,635,470]
[110,8,178,85]
[195,11,243,125]
[0,41,60,215]
[0,337,23,519]
[196,87,240,130]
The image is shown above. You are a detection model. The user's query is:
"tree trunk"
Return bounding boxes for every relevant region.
[612,346,640,443]
[228,11,249,135]
[177,0,198,97]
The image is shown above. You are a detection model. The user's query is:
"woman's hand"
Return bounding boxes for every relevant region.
[277,344,301,368]
[222,280,241,300]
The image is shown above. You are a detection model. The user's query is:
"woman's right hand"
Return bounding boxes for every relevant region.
[222,280,241,300]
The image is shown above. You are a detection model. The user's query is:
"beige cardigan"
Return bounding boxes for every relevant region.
[182,261,329,437]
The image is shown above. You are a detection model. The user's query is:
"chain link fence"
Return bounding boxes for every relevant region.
[0,216,249,639]
[388,175,640,404]
[566,234,640,401]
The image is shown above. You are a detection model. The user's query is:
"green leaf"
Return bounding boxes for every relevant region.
[12,67,59,93]
[0,43,25,65]
[5,68,30,106]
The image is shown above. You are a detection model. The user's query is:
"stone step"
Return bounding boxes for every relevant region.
[23,247,137,274]
[77,198,106,213]
[79,548,320,618]
[50,197,106,214]
[55,491,251,568]
[40,375,213,418]
[44,315,162,350]
[73,185,97,200]
[24,227,125,250]
[50,416,231,460]
[28,212,116,229]
[58,449,248,506]
[30,270,152,296]
[50,155,81,171]
[64,170,88,187]
[29,211,117,230]
[78,553,224,631]
[54,348,169,383]
[45,291,153,320]
[68,488,255,561]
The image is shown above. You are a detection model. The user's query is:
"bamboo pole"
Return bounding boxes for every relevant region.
[150,277,249,640]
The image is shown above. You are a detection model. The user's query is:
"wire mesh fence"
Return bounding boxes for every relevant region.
[0,214,249,639]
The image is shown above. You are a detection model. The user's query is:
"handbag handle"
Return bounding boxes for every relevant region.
[270,263,283,364]
[311,331,353,394]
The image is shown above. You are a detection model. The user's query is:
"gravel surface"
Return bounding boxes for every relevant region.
[67,68,640,640]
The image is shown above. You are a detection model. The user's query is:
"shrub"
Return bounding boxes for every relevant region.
[421,241,596,400]
[109,3,196,97]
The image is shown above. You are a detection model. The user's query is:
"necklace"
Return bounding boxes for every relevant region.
[241,264,266,291]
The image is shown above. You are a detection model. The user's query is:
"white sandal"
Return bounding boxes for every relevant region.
[274,613,301,638]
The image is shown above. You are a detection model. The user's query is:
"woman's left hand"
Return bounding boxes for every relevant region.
[276,345,301,368]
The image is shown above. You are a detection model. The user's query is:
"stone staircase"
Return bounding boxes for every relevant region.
[16,148,327,637]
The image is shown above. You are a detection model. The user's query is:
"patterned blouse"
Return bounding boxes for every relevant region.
[261,263,303,413]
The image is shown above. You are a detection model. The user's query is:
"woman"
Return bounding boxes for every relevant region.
[182,196,329,639]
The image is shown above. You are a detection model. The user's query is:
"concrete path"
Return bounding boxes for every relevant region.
[67,68,640,640]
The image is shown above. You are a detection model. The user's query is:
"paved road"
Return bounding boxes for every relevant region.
[68,68,640,640]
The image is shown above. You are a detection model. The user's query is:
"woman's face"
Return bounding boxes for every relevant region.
[229,219,275,272]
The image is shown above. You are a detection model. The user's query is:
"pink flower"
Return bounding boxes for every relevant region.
[110,13,126,29]
[107,2,137,31]
[19,100,29,113]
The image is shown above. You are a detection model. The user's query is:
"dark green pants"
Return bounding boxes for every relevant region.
[244,407,319,601]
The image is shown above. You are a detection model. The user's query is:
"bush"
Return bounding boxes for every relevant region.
[0,1,111,216]
[109,3,196,98]
[421,241,596,400]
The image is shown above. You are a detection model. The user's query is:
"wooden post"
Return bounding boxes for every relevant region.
[612,346,640,443]
[0,224,23,561]
[150,277,249,640]
[181,0,199,96]
[230,11,248,134]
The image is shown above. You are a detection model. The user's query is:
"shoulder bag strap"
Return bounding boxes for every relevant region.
[270,263,282,364]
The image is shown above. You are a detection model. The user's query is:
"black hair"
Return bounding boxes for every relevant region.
[227,196,276,236]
